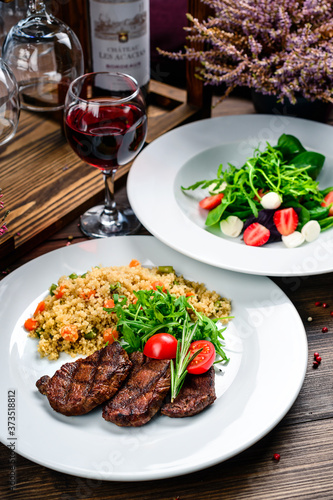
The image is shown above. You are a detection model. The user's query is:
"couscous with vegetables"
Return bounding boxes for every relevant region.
[25,260,231,360]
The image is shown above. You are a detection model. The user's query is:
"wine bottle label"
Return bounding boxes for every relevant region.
[89,0,150,88]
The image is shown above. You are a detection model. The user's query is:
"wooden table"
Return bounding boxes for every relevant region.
[1,94,333,500]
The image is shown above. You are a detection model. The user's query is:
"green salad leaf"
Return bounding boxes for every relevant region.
[275,133,306,158]
[290,151,325,180]
[104,287,230,362]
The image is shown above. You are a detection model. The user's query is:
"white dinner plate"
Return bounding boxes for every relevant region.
[128,114,333,276]
[0,236,307,481]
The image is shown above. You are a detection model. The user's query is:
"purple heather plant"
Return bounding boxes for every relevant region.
[158,0,333,103]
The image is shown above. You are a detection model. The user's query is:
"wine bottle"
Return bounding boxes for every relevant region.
[88,0,150,94]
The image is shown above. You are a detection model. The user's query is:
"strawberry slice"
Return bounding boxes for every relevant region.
[243,222,270,246]
[199,193,224,210]
[321,191,333,216]
[273,207,299,236]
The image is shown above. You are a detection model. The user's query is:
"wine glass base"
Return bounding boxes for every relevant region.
[19,80,65,112]
[80,204,142,238]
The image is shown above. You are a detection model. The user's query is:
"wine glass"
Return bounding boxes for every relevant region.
[1,0,83,112]
[0,57,20,145]
[64,72,147,238]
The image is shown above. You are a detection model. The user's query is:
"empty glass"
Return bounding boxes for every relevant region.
[0,57,20,145]
[0,0,28,53]
[1,0,83,112]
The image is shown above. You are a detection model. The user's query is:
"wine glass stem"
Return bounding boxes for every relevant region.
[28,0,46,15]
[103,169,118,221]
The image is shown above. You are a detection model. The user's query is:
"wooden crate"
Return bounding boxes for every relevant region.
[0,79,209,266]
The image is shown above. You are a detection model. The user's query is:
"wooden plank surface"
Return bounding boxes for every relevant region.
[0,81,202,265]
[0,81,256,267]
[1,419,333,500]
[0,108,104,260]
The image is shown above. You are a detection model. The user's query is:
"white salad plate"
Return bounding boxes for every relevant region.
[0,236,307,481]
[128,114,333,276]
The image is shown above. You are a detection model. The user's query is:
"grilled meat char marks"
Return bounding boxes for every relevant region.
[36,343,132,416]
[103,354,171,427]
[161,367,216,418]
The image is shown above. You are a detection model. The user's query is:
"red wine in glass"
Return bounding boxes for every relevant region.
[64,72,147,238]
[65,101,147,170]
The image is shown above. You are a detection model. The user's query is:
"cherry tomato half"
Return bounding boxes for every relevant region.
[199,193,223,210]
[143,333,178,359]
[321,191,333,216]
[187,340,215,375]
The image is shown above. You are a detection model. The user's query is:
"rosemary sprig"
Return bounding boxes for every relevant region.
[106,288,230,400]
[170,320,202,402]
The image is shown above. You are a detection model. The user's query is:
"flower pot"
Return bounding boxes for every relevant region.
[251,90,332,123]
[0,231,15,261]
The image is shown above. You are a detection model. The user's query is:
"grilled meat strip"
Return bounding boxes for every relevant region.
[102,353,171,426]
[36,343,132,416]
[161,366,216,418]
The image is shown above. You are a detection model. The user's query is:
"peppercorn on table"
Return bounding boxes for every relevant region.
[1,94,333,500]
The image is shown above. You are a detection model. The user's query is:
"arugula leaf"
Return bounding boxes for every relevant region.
[217,163,224,178]
[182,180,214,191]
[245,195,259,218]
[106,288,230,361]
[121,323,141,352]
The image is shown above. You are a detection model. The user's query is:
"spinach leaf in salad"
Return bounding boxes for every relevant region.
[290,151,325,180]
[275,134,325,179]
[275,134,306,158]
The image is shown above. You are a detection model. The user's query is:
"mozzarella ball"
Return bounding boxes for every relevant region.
[282,231,305,248]
[260,192,282,210]
[220,216,244,237]
[301,220,321,242]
